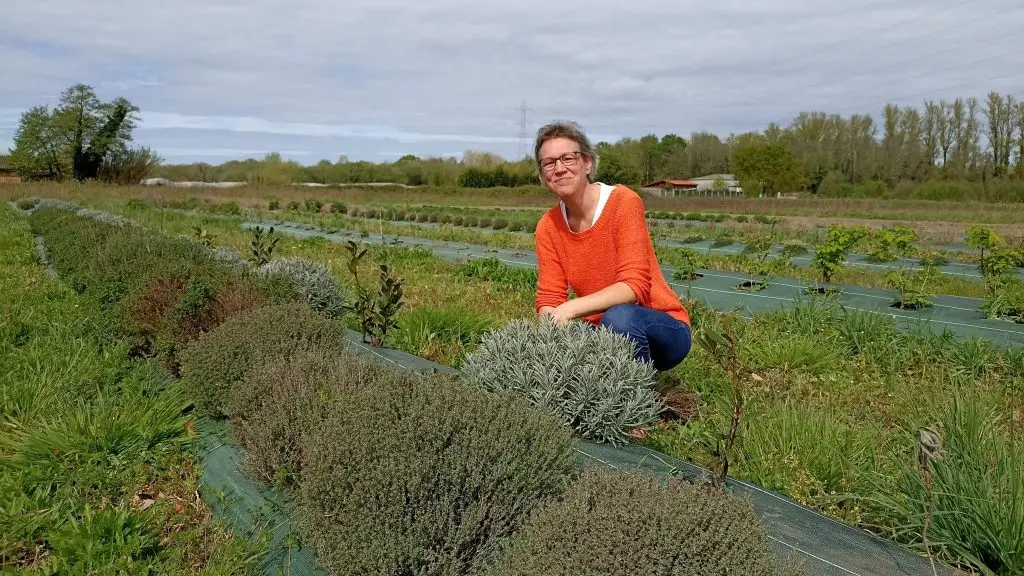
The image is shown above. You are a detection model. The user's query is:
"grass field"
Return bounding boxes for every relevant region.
[3,182,1024,576]
[0,203,265,574]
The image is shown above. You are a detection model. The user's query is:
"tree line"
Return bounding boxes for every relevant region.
[8,84,1024,201]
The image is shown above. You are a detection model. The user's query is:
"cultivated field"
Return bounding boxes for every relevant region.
[2,182,1022,576]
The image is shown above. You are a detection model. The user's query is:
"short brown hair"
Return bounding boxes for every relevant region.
[533,120,600,182]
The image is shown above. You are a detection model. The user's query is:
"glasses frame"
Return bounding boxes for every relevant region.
[539,151,584,173]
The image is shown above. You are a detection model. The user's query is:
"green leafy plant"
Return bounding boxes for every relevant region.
[343,240,405,346]
[884,264,939,310]
[918,249,951,267]
[810,224,868,289]
[738,234,781,291]
[779,239,810,257]
[710,233,737,248]
[461,318,663,445]
[226,345,370,488]
[966,225,1003,278]
[694,312,754,488]
[671,247,704,281]
[982,275,1024,323]
[248,225,278,266]
[867,225,919,263]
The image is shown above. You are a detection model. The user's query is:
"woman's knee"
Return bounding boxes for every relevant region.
[598,303,643,331]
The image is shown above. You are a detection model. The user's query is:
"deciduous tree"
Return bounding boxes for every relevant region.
[8,83,142,182]
[732,141,807,197]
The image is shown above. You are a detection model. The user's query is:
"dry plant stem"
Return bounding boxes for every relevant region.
[923,467,938,576]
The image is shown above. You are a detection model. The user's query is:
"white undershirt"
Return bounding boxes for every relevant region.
[560,182,614,229]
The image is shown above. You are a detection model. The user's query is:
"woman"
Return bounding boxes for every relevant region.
[533,120,692,372]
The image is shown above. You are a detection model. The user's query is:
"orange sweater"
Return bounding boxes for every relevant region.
[534,185,691,327]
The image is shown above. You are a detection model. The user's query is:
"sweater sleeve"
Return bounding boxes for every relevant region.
[614,191,653,304]
[534,216,569,311]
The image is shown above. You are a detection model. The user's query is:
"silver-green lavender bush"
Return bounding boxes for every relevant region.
[210,245,247,272]
[256,257,346,319]
[461,318,663,445]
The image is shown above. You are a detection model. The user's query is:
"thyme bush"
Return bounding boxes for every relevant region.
[483,466,803,576]
[228,345,377,488]
[299,370,576,576]
[178,302,348,417]
[461,318,663,444]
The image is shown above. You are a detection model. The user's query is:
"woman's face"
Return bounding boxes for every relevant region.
[538,137,592,199]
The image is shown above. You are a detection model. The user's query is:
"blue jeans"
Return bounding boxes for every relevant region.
[598,304,692,371]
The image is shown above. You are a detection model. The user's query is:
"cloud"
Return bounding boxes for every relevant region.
[1,0,1022,163]
[158,148,313,157]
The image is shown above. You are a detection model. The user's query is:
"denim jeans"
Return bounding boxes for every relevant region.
[598,304,692,371]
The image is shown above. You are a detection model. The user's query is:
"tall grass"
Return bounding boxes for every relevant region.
[0,204,260,573]
[869,393,1023,576]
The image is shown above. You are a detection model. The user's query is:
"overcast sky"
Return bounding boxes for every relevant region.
[1,0,1022,164]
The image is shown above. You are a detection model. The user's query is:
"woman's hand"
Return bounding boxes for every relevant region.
[549,302,577,325]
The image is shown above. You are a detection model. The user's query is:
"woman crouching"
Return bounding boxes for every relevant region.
[533,120,692,372]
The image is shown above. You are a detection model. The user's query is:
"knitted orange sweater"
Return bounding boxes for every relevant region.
[534,184,691,327]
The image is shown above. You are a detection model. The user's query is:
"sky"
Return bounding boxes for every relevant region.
[1,0,1022,165]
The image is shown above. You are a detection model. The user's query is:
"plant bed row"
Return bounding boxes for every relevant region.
[1,203,262,573]
[19,199,803,575]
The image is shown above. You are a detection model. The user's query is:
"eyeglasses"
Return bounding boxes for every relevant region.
[539,151,582,173]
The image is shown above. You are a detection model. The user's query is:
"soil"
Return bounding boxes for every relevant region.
[805,286,841,296]
[675,272,703,281]
[736,280,766,291]
[661,388,700,423]
[890,300,927,310]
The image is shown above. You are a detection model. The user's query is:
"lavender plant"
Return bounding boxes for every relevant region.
[461,318,663,445]
[255,257,346,319]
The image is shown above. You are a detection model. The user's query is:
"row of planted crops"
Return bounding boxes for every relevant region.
[206,194,1024,321]
[3,198,804,575]
[6,194,1024,575]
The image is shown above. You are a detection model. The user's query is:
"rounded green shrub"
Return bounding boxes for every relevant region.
[299,369,576,576]
[461,318,662,445]
[483,466,803,576]
[178,302,348,418]
[227,345,370,487]
[254,257,347,318]
[491,218,509,230]
[16,197,39,210]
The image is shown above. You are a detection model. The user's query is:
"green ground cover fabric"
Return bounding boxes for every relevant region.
[249,220,1024,348]
[261,212,1018,281]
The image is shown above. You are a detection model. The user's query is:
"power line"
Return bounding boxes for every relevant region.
[761,0,984,77]
[829,69,1024,116]
[825,2,1022,63]
[697,9,1024,115]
